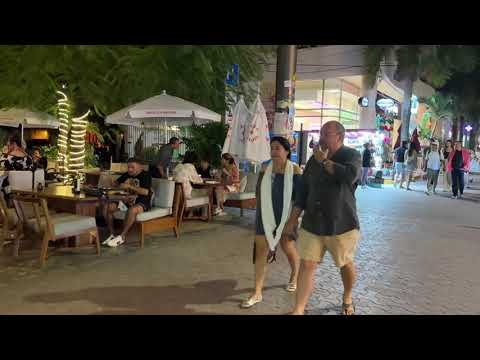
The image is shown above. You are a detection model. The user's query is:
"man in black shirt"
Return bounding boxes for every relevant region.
[104,158,152,247]
[283,121,362,315]
[394,141,408,189]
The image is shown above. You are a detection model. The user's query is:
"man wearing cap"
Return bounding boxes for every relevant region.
[424,141,441,195]
[149,137,181,178]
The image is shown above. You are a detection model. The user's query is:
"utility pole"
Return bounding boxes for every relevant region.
[273,45,298,139]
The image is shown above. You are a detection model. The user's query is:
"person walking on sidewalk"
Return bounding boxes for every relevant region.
[424,142,441,195]
[283,121,362,315]
[447,141,471,199]
[361,143,372,188]
[241,137,302,309]
[394,141,408,189]
[405,142,418,191]
[442,140,453,192]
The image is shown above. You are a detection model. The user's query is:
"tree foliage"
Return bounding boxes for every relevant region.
[0,45,274,118]
[181,122,228,168]
[364,45,478,88]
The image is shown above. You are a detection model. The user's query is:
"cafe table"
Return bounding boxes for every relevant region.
[12,185,134,217]
[12,185,135,246]
[192,179,222,219]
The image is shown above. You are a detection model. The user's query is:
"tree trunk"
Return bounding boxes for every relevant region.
[458,116,465,143]
[452,117,458,141]
[400,77,414,141]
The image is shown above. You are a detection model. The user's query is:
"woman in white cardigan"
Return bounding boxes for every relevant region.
[172,151,205,199]
[241,137,302,309]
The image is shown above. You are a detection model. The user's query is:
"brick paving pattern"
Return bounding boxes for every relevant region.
[0,180,479,314]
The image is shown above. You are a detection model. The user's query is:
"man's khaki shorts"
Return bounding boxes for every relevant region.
[297,228,360,268]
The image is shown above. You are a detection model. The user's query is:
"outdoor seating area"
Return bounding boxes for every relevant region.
[0,88,271,269]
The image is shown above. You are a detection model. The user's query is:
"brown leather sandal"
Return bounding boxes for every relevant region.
[342,302,356,315]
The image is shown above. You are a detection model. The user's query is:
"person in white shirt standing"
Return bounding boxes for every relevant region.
[425,142,441,195]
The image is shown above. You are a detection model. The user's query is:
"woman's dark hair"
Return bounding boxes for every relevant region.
[363,143,370,149]
[222,153,236,165]
[270,136,291,160]
[8,134,22,148]
[183,151,198,165]
[408,141,416,157]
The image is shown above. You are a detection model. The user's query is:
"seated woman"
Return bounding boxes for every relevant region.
[196,158,212,179]
[214,153,240,216]
[0,135,33,202]
[1,135,32,171]
[173,151,205,200]
[31,147,48,170]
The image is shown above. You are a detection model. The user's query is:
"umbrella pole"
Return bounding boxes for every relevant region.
[164,118,167,144]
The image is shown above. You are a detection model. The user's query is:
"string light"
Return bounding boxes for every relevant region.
[55,89,89,181]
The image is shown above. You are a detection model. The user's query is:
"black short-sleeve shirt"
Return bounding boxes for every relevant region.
[116,170,152,206]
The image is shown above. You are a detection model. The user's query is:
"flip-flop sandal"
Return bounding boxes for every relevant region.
[240,295,263,309]
[342,302,356,315]
[285,283,297,292]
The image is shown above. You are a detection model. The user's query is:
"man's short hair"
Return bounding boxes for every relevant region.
[169,137,180,145]
[127,157,143,165]
[323,121,345,135]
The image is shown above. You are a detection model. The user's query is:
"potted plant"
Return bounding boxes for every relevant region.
[41,145,59,171]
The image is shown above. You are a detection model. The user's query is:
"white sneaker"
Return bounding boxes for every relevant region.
[214,208,222,215]
[451,195,458,199]
[102,234,115,246]
[106,235,124,247]
[217,210,228,216]
[240,295,263,309]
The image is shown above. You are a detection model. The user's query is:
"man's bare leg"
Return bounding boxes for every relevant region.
[291,259,318,315]
[105,202,118,236]
[120,204,143,238]
[340,262,356,315]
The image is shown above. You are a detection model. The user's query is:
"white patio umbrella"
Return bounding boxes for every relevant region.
[0,108,59,144]
[222,96,251,159]
[105,90,221,143]
[244,96,271,164]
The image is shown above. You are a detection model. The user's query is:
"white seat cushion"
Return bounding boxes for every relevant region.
[27,214,96,238]
[185,196,209,208]
[245,173,259,193]
[113,207,172,222]
[239,176,248,193]
[136,207,172,222]
[152,179,175,208]
[225,192,256,201]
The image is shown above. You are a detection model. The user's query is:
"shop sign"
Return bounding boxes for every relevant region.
[376,98,395,109]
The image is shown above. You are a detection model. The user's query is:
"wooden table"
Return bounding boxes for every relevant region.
[12,185,134,217]
[12,185,135,247]
[192,180,222,218]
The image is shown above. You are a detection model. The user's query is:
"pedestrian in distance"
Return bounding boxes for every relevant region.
[361,143,372,188]
[424,142,441,195]
[394,141,408,189]
[447,141,471,199]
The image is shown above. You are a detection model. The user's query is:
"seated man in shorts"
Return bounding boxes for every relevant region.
[104,157,152,247]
